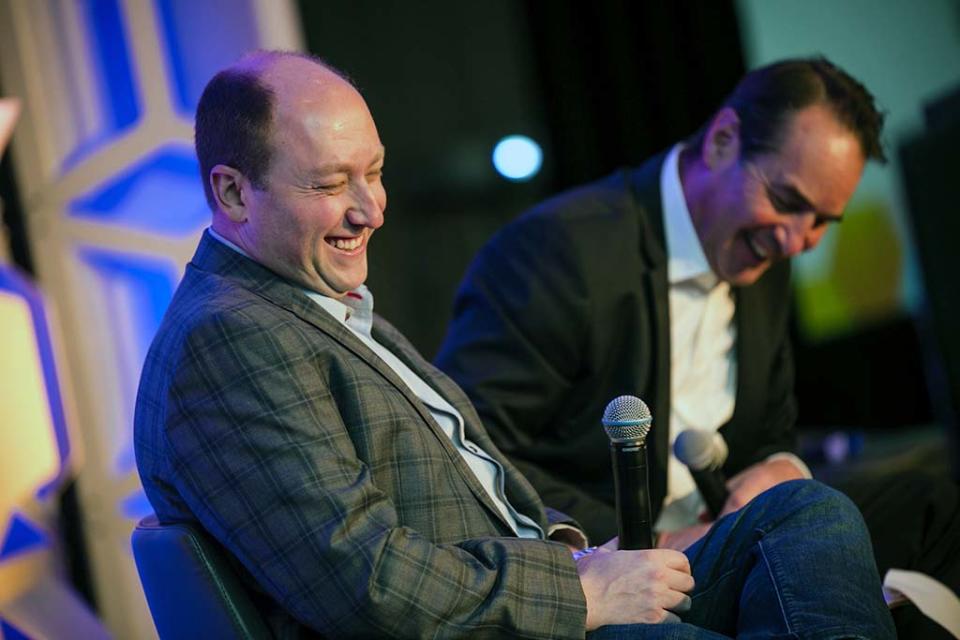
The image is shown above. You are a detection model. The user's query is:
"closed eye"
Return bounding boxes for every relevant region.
[768,189,807,214]
[768,188,841,228]
[812,215,839,229]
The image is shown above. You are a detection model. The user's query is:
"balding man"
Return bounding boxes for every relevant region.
[134,52,893,639]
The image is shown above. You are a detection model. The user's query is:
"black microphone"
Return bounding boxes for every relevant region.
[602,395,654,550]
[673,429,730,519]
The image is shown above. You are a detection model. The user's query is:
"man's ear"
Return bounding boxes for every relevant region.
[702,107,741,171]
[210,164,250,222]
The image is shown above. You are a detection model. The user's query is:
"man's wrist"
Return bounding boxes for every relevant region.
[765,452,812,479]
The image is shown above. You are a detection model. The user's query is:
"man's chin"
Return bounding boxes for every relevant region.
[315,262,367,298]
[723,263,770,287]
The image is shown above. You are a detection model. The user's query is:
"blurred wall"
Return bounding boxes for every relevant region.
[737,0,960,342]
[0,1,301,636]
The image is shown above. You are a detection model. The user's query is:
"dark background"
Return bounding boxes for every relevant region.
[297,0,746,359]
[0,0,946,439]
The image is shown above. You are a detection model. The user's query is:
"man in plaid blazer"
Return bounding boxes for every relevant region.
[134,51,894,638]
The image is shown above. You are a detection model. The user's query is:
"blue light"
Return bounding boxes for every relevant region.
[492,135,543,182]
[69,145,209,237]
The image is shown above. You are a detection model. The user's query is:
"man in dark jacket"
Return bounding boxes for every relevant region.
[438,57,957,638]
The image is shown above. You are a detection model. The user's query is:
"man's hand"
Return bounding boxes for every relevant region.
[576,543,694,630]
[721,458,806,516]
[656,522,712,551]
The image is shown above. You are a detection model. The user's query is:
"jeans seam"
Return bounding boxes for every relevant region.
[757,536,794,636]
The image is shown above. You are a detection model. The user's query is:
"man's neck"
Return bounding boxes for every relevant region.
[676,146,711,246]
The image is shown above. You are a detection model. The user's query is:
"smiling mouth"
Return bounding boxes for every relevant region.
[326,236,364,252]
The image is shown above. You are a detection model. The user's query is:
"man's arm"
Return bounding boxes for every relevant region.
[162,309,587,638]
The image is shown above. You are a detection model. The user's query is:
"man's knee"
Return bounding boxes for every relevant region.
[759,478,849,505]
[751,479,865,529]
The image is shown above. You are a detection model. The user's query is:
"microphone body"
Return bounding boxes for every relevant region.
[688,467,728,519]
[610,440,654,549]
[602,395,654,550]
[674,430,730,519]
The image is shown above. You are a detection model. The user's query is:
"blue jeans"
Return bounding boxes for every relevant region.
[588,480,895,640]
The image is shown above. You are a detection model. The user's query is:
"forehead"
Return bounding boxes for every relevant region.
[759,104,866,213]
[261,59,382,165]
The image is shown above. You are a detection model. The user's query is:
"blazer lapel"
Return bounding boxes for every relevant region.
[372,318,544,531]
[627,155,672,513]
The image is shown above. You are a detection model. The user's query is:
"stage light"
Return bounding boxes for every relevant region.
[492,135,542,181]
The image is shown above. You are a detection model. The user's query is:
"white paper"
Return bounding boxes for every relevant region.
[0,98,21,155]
[884,568,960,638]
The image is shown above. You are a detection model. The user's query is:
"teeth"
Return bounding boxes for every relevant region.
[747,234,768,259]
[332,237,362,250]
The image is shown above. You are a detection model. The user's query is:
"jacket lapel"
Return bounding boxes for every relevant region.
[372,318,547,531]
[626,154,672,515]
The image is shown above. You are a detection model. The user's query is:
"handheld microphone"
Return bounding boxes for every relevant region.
[673,429,730,519]
[602,395,654,550]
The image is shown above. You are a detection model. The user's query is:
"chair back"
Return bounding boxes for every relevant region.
[132,515,272,639]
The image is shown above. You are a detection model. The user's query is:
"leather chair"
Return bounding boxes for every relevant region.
[132,515,272,639]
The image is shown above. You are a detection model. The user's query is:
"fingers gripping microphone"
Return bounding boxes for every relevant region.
[673,430,730,519]
[602,395,654,550]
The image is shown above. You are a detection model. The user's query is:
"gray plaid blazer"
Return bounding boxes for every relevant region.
[134,231,587,638]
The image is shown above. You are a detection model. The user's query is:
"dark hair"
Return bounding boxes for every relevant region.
[688,56,886,163]
[194,51,356,210]
[195,69,274,210]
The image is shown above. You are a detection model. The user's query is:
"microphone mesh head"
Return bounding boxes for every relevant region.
[673,429,728,471]
[602,395,652,444]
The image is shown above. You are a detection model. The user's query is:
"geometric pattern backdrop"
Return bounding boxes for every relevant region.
[0,1,302,636]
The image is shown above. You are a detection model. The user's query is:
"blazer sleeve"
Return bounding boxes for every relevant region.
[159,307,587,639]
[733,331,798,469]
[761,328,798,458]
[436,211,619,536]
[751,319,799,464]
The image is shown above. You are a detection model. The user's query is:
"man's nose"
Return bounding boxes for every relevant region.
[776,214,816,257]
[346,182,385,229]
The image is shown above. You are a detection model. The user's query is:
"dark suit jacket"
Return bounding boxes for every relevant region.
[436,153,797,543]
[134,232,586,638]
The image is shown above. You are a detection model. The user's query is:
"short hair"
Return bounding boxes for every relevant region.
[194,51,355,211]
[688,56,886,163]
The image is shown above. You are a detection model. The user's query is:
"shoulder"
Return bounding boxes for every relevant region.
[471,164,661,285]
[510,169,644,240]
[144,266,319,383]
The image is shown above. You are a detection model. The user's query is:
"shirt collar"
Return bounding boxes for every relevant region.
[207,226,375,334]
[660,144,714,286]
[208,226,250,258]
[303,285,375,338]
